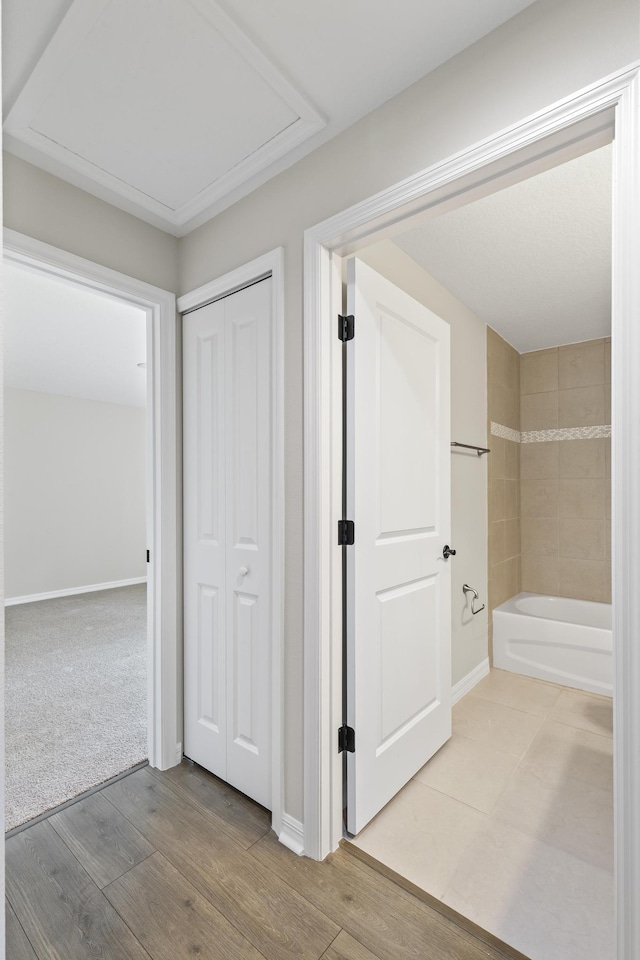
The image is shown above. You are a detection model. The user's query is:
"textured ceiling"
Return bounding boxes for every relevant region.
[2,0,537,235]
[394,144,612,353]
[4,263,148,407]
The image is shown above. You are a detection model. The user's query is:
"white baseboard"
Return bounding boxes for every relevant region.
[5,577,148,606]
[452,657,490,705]
[279,813,304,856]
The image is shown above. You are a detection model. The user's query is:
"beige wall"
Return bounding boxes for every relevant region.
[359,241,488,686]
[3,153,179,292]
[177,0,637,821]
[4,389,147,599]
[487,329,521,647]
[520,339,611,602]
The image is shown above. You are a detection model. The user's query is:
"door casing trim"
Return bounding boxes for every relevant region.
[303,62,640,960]
[3,227,180,772]
[177,247,286,839]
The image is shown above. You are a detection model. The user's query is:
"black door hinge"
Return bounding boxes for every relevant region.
[338,725,355,753]
[338,520,355,545]
[338,314,354,342]
[146,550,150,563]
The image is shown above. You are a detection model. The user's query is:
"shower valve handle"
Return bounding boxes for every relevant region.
[443,545,457,559]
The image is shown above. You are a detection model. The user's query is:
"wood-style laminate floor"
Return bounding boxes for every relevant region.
[6,760,521,960]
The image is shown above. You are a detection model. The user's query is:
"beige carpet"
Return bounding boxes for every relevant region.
[5,584,147,830]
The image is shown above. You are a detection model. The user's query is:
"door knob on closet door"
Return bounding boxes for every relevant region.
[239,566,249,577]
[442,545,457,559]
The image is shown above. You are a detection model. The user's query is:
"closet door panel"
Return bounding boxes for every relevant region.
[225,278,272,809]
[183,302,227,775]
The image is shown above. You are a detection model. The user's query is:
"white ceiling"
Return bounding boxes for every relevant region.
[2,0,537,236]
[4,263,148,407]
[394,144,612,353]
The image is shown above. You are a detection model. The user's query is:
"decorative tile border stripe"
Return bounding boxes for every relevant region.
[490,422,521,442]
[491,421,611,443]
[521,425,611,442]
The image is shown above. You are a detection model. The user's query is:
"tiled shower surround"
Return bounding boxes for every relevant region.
[487,329,521,638]
[487,330,611,616]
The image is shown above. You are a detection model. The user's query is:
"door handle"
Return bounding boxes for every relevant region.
[239,566,249,577]
[443,545,457,559]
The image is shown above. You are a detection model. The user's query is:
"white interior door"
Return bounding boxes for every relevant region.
[183,278,272,809]
[345,257,451,835]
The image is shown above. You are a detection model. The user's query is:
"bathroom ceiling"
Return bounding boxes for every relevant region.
[4,263,148,407]
[2,0,537,236]
[394,144,612,353]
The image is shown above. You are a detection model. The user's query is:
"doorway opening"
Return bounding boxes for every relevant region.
[341,139,613,960]
[303,66,640,960]
[4,262,150,831]
[4,230,181,825]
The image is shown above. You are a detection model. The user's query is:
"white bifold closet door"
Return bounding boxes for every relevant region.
[183,278,272,810]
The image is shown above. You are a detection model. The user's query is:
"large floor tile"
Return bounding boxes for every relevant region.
[351,780,486,899]
[549,689,613,738]
[472,668,562,716]
[414,734,519,814]
[443,819,614,960]
[492,767,613,871]
[520,718,613,793]
[453,695,544,758]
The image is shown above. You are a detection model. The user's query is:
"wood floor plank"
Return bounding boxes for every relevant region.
[6,901,38,960]
[104,850,268,960]
[321,930,383,960]
[6,820,151,960]
[251,832,508,960]
[147,760,271,849]
[103,768,338,960]
[49,791,156,888]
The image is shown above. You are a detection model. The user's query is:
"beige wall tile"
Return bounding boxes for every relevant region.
[559,558,608,602]
[521,392,558,430]
[488,330,520,393]
[489,521,506,566]
[559,479,605,519]
[521,555,559,595]
[489,435,505,479]
[490,559,507,609]
[490,478,505,522]
[504,518,520,560]
[521,479,558,518]
[605,479,611,520]
[504,479,518,520]
[559,519,606,560]
[520,441,559,480]
[605,522,611,560]
[558,385,605,427]
[520,349,558,395]
[490,382,519,431]
[521,517,558,557]
[605,385,611,424]
[558,340,605,389]
[604,339,611,383]
[504,557,519,600]
[504,439,519,480]
[558,439,605,478]
[604,438,611,477]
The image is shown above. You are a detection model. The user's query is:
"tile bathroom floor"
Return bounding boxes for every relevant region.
[350,668,614,960]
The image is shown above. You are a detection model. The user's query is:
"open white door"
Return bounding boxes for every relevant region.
[345,257,451,835]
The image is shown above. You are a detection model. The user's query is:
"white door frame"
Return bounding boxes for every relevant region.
[177,247,286,841]
[303,63,640,959]
[3,228,180,772]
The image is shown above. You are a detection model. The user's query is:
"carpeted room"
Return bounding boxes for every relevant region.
[4,263,149,831]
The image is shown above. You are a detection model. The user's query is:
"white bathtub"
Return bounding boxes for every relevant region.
[493,592,612,697]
